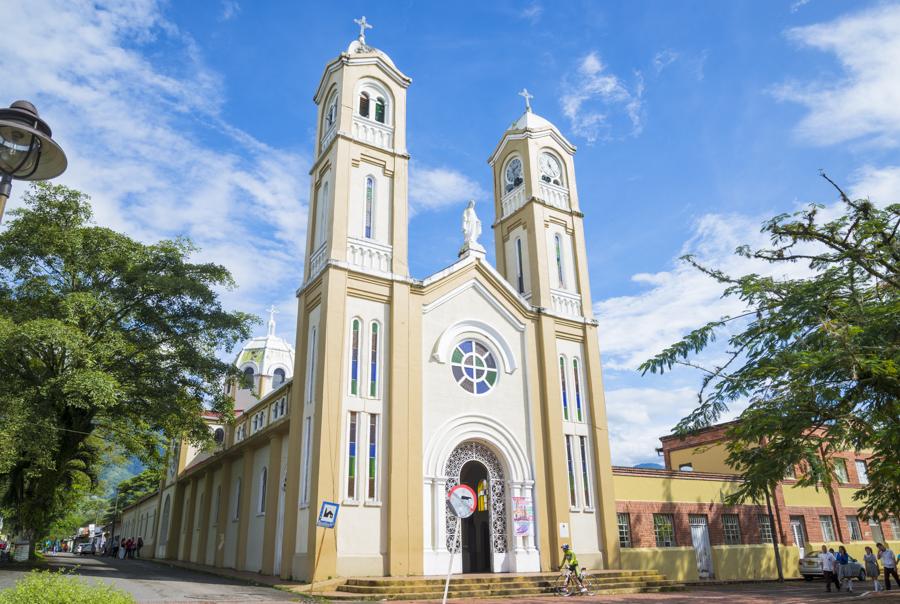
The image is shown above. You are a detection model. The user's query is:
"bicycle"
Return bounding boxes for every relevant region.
[553,566,596,596]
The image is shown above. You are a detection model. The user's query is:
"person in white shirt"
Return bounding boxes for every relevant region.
[877,543,898,591]
[821,545,841,592]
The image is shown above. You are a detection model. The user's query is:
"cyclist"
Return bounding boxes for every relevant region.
[560,544,587,594]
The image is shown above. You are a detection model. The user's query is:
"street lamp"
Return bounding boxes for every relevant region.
[0,100,68,222]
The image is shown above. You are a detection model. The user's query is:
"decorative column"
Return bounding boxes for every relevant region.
[214,460,233,568]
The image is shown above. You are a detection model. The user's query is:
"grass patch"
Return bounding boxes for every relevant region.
[0,569,135,603]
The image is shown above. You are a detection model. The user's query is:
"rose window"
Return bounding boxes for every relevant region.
[451,340,498,395]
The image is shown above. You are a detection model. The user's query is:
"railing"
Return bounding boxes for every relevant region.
[308,243,328,277]
[320,126,337,153]
[501,186,527,218]
[550,288,582,317]
[347,237,393,273]
[352,117,393,150]
[539,182,570,210]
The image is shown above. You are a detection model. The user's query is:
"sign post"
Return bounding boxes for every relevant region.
[443,484,476,604]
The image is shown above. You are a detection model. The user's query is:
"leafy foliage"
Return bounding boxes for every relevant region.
[0,183,255,543]
[0,570,135,604]
[640,174,900,519]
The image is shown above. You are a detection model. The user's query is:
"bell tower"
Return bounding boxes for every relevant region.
[304,15,412,280]
[487,94,621,570]
[488,91,591,318]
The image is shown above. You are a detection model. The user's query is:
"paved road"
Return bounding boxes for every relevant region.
[0,553,299,603]
[420,581,900,603]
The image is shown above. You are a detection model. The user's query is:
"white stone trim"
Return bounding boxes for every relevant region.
[423,279,527,334]
[430,318,519,374]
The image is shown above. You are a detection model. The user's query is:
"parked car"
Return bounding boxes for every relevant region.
[799,551,866,581]
[74,542,95,555]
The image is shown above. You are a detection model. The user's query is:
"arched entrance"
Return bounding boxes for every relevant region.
[460,460,490,572]
[444,441,507,573]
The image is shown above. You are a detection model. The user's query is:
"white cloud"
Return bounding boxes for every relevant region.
[520,2,543,24]
[850,165,900,205]
[604,386,698,466]
[1,0,308,334]
[653,49,679,73]
[773,4,900,148]
[408,164,487,215]
[560,51,644,143]
[790,0,811,13]
[220,0,240,21]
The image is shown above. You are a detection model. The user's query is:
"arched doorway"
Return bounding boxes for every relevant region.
[444,441,507,573]
[460,460,490,572]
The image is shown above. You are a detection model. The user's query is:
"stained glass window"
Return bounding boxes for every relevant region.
[579,435,591,508]
[450,339,498,395]
[374,97,385,123]
[365,177,374,238]
[565,435,577,507]
[350,319,360,396]
[367,414,378,501]
[515,238,525,294]
[300,417,311,506]
[559,356,569,420]
[573,358,583,422]
[554,234,565,288]
[347,412,358,500]
[369,322,379,397]
[258,467,267,514]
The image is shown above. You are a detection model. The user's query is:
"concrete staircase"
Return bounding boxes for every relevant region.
[324,570,685,600]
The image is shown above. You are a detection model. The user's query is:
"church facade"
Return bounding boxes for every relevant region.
[120,23,621,581]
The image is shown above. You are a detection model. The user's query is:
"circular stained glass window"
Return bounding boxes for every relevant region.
[451,339,498,395]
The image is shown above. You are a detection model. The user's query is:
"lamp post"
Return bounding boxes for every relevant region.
[0,100,68,222]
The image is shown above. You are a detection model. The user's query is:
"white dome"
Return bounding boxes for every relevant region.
[510,109,557,132]
[231,308,295,406]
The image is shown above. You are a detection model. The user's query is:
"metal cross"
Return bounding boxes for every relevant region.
[518,88,534,112]
[354,16,373,43]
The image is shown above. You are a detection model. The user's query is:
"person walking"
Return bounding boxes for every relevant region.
[136,536,143,558]
[821,545,841,593]
[837,546,851,591]
[878,543,898,590]
[864,546,881,591]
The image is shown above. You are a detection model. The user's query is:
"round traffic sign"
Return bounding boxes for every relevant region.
[447,484,477,518]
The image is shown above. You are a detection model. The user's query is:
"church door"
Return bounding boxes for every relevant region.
[460,460,491,573]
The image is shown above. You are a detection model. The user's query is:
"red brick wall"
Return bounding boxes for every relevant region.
[616,500,768,548]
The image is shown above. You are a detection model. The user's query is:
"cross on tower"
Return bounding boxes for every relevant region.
[354,16,373,43]
[518,88,534,112]
[266,305,279,336]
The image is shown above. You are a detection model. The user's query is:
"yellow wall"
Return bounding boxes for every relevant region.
[668,443,738,475]
[837,487,863,509]
[622,545,802,582]
[613,474,747,504]
[781,484,832,507]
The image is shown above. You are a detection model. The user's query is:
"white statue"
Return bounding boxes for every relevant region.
[460,199,485,255]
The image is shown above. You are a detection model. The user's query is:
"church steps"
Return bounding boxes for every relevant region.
[328,571,684,600]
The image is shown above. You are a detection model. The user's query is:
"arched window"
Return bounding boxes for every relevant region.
[160,495,171,545]
[273,368,286,388]
[316,181,329,247]
[573,358,583,422]
[258,467,268,514]
[233,477,242,520]
[358,92,370,117]
[349,318,361,395]
[369,321,379,398]
[515,237,525,294]
[364,176,375,238]
[554,233,566,289]
[242,366,255,392]
[559,355,569,420]
[374,97,386,123]
[306,325,317,405]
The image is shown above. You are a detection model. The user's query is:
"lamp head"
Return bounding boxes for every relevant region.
[0,100,67,181]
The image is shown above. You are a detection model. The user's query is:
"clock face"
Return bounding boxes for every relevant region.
[540,153,562,182]
[504,158,523,186]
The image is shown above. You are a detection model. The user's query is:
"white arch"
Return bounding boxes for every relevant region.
[354,77,394,125]
[424,413,531,483]
[431,319,518,374]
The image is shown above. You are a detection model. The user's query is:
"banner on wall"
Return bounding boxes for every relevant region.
[512,496,534,536]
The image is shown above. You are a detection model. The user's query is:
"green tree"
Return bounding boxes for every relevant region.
[0,183,255,552]
[641,174,900,521]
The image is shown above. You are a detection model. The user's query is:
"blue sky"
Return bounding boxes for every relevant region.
[4,0,898,465]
